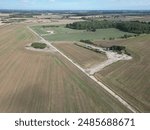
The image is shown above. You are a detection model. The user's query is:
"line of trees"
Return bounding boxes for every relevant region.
[75,43,104,54]
[42,25,59,28]
[80,40,94,45]
[66,20,150,34]
[66,20,114,31]
[106,45,131,55]
[116,21,150,34]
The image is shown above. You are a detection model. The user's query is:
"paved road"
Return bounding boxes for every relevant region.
[27,26,137,113]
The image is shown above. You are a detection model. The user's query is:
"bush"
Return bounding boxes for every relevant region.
[109,45,126,52]
[80,40,94,45]
[120,34,133,39]
[31,42,47,49]
[109,37,115,40]
[106,45,128,54]
[42,25,59,28]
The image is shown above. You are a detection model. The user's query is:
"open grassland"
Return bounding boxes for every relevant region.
[0,24,131,112]
[32,25,134,41]
[94,36,150,112]
[52,42,107,68]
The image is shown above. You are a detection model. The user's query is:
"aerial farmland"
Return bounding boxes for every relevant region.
[0,9,150,113]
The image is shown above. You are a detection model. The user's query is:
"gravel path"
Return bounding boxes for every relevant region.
[82,43,132,75]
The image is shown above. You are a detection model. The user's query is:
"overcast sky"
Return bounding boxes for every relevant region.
[0,0,150,10]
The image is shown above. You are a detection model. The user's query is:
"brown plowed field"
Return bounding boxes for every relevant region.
[0,24,131,112]
[94,37,150,112]
[52,42,107,68]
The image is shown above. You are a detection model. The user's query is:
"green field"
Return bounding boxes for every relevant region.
[32,25,135,41]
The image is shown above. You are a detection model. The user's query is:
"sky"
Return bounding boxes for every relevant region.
[0,0,150,10]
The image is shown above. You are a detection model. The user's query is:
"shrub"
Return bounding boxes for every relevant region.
[31,42,47,49]
[42,25,59,28]
[109,37,115,40]
[80,40,94,45]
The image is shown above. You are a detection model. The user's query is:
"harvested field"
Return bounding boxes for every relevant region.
[0,24,131,112]
[52,42,107,68]
[94,36,150,112]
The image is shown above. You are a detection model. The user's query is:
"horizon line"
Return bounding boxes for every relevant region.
[0,9,150,11]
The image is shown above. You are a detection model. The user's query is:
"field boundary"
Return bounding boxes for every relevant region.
[27,26,137,113]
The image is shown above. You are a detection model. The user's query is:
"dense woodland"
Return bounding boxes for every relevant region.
[116,21,150,34]
[66,20,150,34]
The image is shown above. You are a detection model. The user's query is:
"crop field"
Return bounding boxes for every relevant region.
[94,35,150,112]
[32,25,135,41]
[0,24,132,112]
[52,42,107,68]
[32,23,150,112]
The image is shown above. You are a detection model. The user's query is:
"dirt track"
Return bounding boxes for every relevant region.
[82,43,132,75]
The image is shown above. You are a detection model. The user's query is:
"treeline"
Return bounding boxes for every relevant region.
[42,25,59,28]
[66,20,114,31]
[116,21,150,34]
[75,43,104,54]
[66,20,150,34]
[106,45,131,55]
[80,40,94,45]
